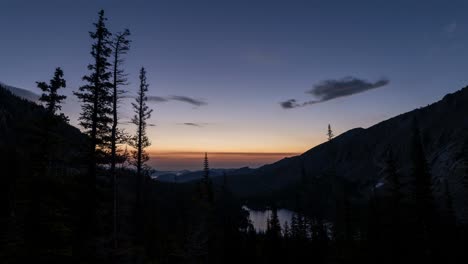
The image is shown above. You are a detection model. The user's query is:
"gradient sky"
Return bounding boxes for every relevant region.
[1,0,468,170]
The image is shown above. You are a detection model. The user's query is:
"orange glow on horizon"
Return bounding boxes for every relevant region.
[146,150,302,171]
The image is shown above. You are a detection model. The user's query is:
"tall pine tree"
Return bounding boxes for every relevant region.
[204,152,210,182]
[267,206,282,238]
[75,9,113,156]
[266,205,283,263]
[200,152,213,202]
[110,28,131,249]
[73,10,113,259]
[25,67,68,260]
[130,67,153,210]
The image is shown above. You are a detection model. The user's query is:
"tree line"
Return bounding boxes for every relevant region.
[28,9,154,262]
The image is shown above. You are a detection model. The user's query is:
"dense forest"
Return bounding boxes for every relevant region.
[1,9,468,264]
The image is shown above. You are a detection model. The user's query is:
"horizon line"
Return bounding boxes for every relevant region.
[147,151,302,156]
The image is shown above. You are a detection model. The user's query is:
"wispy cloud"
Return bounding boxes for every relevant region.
[178,122,210,127]
[280,77,389,109]
[182,122,203,127]
[147,96,169,103]
[169,96,207,107]
[307,77,389,101]
[145,95,207,107]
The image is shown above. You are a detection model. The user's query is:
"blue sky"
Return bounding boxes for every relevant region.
[1,0,467,169]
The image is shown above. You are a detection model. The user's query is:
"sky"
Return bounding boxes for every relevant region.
[1,0,468,170]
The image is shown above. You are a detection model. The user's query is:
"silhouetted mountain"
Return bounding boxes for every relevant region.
[154,167,255,182]
[227,86,468,217]
[0,82,40,102]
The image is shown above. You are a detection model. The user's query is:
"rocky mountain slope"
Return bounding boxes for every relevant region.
[225,86,468,218]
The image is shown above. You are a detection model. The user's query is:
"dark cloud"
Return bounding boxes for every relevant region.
[280,99,319,109]
[308,77,389,101]
[280,77,389,109]
[280,99,300,109]
[169,96,207,107]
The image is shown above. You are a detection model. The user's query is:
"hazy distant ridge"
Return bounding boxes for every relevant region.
[0,82,39,102]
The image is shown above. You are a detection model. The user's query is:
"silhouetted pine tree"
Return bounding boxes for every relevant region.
[410,122,436,260]
[343,196,355,243]
[326,123,354,259]
[291,213,299,239]
[385,149,402,210]
[461,138,468,262]
[200,152,214,202]
[204,152,210,181]
[287,211,308,261]
[462,137,468,191]
[297,214,307,241]
[109,28,131,250]
[330,181,358,263]
[310,216,328,263]
[35,66,68,203]
[74,9,113,157]
[36,67,67,121]
[292,160,310,257]
[24,68,68,261]
[443,179,456,228]
[366,182,381,263]
[327,124,334,141]
[119,145,131,169]
[440,178,460,262]
[283,221,291,239]
[130,67,153,214]
[73,10,113,258]
[308,171,329,262]
[295,160,308,214]
[383,149,404,262]
[267,207,282,237]
[266,205,282,262]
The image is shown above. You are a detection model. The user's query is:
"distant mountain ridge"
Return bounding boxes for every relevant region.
[0,82,39,102]
[154,167,255,183]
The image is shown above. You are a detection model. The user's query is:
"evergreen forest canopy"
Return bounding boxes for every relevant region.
[0,9,468,264]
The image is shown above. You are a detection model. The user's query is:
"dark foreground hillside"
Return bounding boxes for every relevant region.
[0,85,253,263]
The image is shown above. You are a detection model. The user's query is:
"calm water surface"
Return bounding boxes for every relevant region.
[243,206,294,233]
